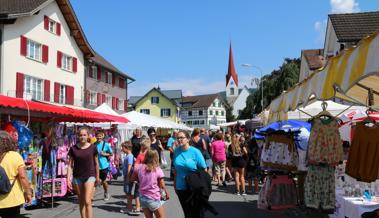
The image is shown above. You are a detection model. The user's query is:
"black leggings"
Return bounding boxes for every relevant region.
[0,205,21,218]
[176,190,204,218]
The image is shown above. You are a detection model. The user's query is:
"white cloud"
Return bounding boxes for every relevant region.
[128,75,253,97]
[330,0,360,14]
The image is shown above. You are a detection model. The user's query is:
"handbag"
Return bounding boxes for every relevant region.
[0,153,17,194]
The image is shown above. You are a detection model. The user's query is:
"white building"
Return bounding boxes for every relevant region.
[181,94,226,128]
[220,44,252,118]
[0,0,94,106]
[298,49,325,83]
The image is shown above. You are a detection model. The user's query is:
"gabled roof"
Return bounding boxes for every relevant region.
[182,94,220,108]
[128,96,142,105]
[161,90,182,100]
[0,0,95,58]
[91,52,135,81]
[134,88,180,107]
[226,43,239,86]
[302,49,325,70]
[329,11,379,42]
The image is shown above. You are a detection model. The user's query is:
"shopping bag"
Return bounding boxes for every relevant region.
[161,152,168,169]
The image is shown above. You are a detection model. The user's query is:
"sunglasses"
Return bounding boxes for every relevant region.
[177,136,187,140]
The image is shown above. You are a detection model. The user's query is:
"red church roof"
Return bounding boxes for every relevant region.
[226,43,238,86]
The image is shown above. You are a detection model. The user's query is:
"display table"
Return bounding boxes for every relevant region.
[330,193,379,218]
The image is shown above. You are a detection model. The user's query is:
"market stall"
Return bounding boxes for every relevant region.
[0,95,129,208]
[263,30,379,217]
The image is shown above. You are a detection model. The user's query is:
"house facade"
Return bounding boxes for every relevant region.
[0,0,93,106]
[85,53,134,113]
[181,94,226,128]
[133,88,181,123]
[298,49,325,83]
[324,11,379,59]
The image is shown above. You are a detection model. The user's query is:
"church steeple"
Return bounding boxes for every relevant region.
[226,43,239,87]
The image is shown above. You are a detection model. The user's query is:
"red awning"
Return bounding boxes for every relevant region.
[0,95,129,123]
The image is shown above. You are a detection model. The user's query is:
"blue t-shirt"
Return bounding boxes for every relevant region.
[96,141,113,170]
[174,146,206,190]
[123,153,134,180]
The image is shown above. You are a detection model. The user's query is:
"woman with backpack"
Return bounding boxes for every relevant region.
[0,130,32,218]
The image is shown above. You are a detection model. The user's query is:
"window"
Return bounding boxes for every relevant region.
[200,120,205,125]
[212,102,216,107]
[188,111,192,116]
[118,99,124,110]
[218,102,221,107]
[61,54,72,71]
[194,120,199,125]
[106,95,112,106]
[151,97,159,104]
[24,76,43,100]
[216,111,219,116]
[48,20,56,33]
[221,111,224,116]
[209,110,213,115]
[161,108,171,117]
[187,121,192,125]
[90,66,97,79]
[107,72,112,84]
[199,110,203,116]
[59,85,66,104]
[27,39,41,61]
[140,109,150,114]
[230,88,235,95]
[230,81,234,85]
[89,92,97,105]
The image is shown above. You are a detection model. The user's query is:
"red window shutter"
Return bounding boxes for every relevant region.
[57,51,62,68]
[56,22,61,36]
[44,80,50,101]
[65,86,74,105]
[44,16,49,30]
[105,72,109,83]
[85,90,90,104]
[119,78,125,89]
[73,57,77,73]
[97,93,101,106]
[102,94,106,104]
[16,72,24,98]
[124,100,128,111]
[112,97,116,109]
[115,98,119,110]
[112,74,116,86]
[20,36,27,56]
[54,82,60,103]
[97,67,101,80]
[42,45,49,63]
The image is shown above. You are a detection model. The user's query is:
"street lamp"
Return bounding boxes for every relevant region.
[241,64,264,110]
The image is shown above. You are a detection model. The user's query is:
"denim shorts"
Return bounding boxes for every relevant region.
[140,195,163,211]
[124,182,139,197]
[73,176,96,185]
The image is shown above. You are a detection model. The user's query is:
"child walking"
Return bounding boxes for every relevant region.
[132,149,169,218]
[121,141,140,215]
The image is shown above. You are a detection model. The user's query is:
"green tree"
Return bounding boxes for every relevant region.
[239,58,300,119]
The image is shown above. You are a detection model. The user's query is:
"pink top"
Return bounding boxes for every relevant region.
[135,151,146,165]
[136,165,164,200]
[211,140,226,162]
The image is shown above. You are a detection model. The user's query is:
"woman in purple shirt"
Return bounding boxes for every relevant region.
[211,132,227,187]
[67,127,100,218]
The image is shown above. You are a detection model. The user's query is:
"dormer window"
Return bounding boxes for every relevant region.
[44,16,61,36]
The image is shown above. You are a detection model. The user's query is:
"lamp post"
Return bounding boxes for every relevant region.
[241,64,264,110]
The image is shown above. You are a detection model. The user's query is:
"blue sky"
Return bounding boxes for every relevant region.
[71,0,378,96]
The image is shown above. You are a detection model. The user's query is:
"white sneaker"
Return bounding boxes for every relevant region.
[104,193,110,201]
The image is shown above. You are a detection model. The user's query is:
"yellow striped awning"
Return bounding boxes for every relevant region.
[269,31,379,122]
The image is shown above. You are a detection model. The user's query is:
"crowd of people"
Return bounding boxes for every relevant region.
[0,125,261,218]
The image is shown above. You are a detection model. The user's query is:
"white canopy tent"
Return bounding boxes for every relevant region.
[287,100,365,120]
[122,111,192,131]
[218,119,249,127]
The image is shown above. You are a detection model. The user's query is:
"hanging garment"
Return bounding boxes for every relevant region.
[260,134,298,171]
[258,175,297,210]
[307,118,343,166]
[345,122,379,182]
[304,165,335,210]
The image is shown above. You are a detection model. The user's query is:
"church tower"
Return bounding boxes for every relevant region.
[225,43,239,100]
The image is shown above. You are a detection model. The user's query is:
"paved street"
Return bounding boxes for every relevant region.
[20,152,326,218]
